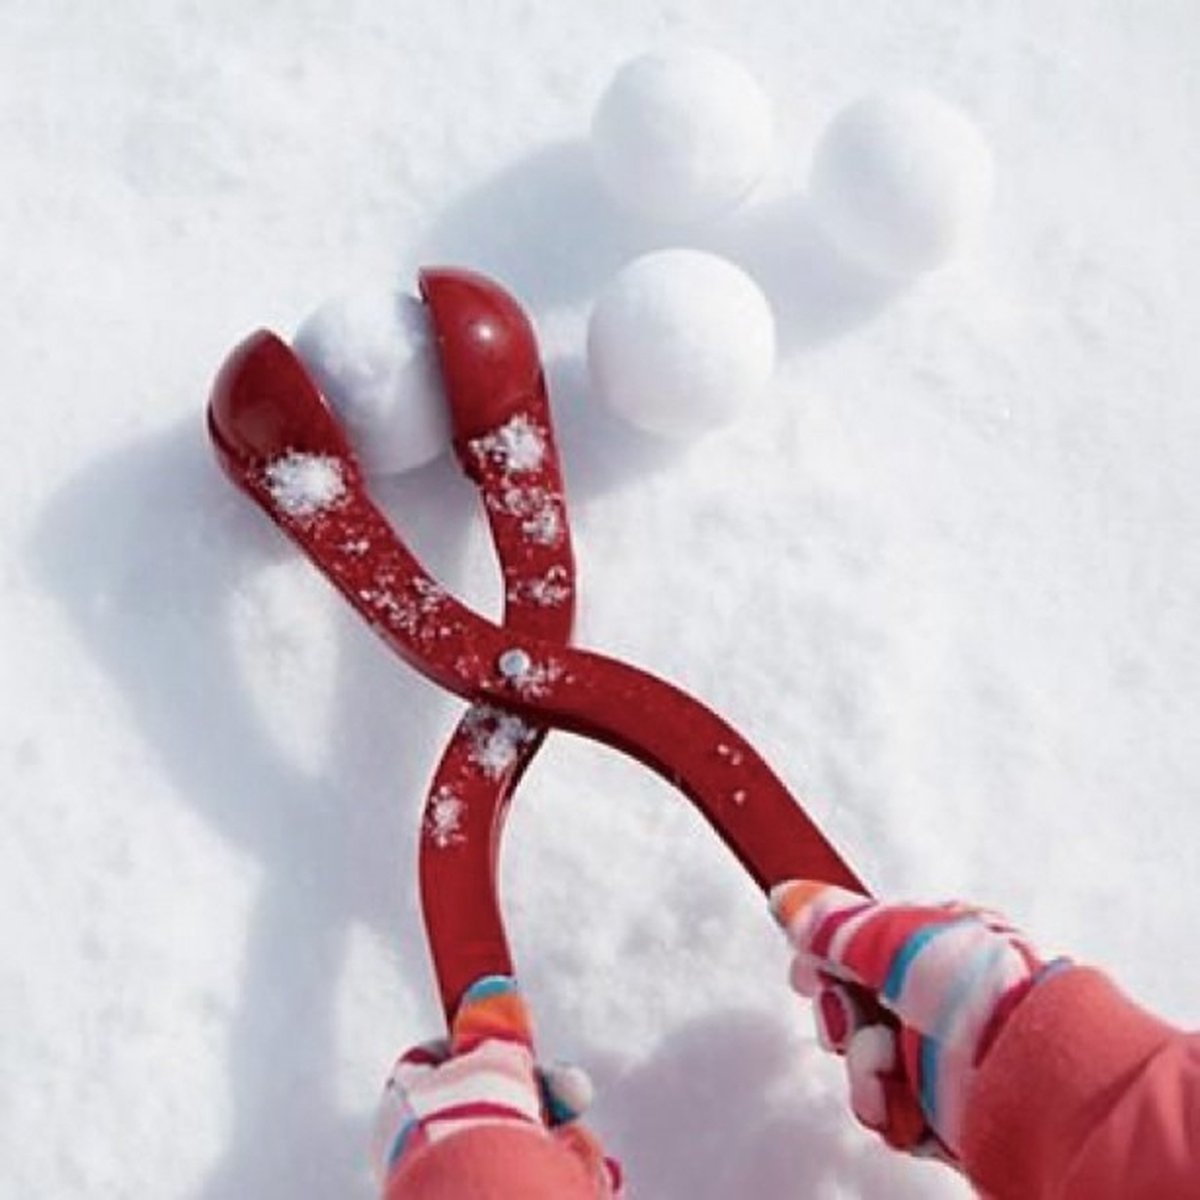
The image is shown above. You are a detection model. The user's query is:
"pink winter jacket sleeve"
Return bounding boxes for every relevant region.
[383,1125,601,1200]
[961,966,1199,1199]
[386,968,1197,1199]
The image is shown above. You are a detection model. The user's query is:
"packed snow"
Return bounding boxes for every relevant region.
[293,290,450,476]
[809,90,995,277]
[264,451,347,518]
[462,705,537,780]
[588,249,777,439]
[5,4,1200,1200]
[470,413,548,475]
[590,47,775,224]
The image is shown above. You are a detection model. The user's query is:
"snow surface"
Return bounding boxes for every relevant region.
[5,4,1200,1199]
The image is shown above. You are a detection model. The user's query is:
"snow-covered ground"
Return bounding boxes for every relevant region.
[5,3,1200,1196]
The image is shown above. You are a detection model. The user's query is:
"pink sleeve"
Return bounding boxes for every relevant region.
[961,967,1200,1199]
[383,1125,604,1200]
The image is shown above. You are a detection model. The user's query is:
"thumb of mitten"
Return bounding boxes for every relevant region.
[540,1064,623,1196]
[539,1061,595,1126]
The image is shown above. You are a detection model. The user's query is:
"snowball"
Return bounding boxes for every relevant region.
[293,289,450,475]
[809,90,995,277]
[587,249,776,440]
[590,47,774,223]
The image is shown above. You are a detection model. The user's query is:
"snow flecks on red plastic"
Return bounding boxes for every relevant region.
[515,657,564,698]
[425,785,467,849]
[264,452,347,518]
[487,484,564,548]
[470,413,547,476]
[412,577,447,606]
[495,650,564,699]
[715,742,750,806]
[461,705,537,778]
[521,503,563,547]
[508,565,573,608]
[453,654,480,680]
[341,537,371,557]
[357,574,451,640]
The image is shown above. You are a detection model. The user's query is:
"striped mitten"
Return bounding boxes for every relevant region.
[771,881,1070,1160]
[374,975,620,1195]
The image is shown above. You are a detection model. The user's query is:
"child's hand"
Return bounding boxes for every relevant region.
[374,975,620,1196]
[771,881,1070,1161]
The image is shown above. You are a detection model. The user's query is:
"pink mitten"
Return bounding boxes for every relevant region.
[374,976,620,1197]
[771,881,1070,1160]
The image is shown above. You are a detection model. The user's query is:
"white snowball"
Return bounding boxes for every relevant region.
[809,90,995,277]
[587,249,776,440]
[591,47,774,223]
[293,290,450,475]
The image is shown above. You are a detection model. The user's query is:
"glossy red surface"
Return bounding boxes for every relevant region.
[208,329,357,477]
[419,267,545,447]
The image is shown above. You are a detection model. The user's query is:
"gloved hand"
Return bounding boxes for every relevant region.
[771,881,1070,1162]
[374,975,621,1197]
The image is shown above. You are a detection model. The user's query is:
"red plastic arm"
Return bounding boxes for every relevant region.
[416,269,577,1018]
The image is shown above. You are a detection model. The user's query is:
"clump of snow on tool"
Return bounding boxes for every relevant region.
[472,414,546,474]
[509,565,573,608]
[264,452,347,517]
[522,504,562,546]
[489,485,564,547]
[463,705,537,778]
[425,786,466,848]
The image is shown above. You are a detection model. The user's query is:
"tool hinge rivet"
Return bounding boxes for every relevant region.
[497,648,532,680]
